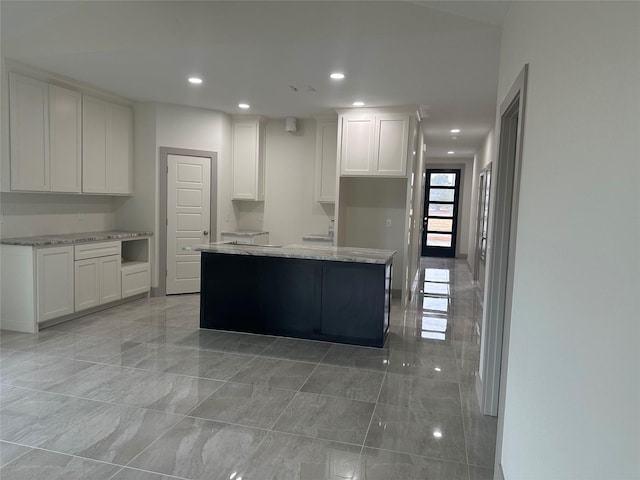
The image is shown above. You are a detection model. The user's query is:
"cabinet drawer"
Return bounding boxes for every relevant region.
[121,262,150,298]
[75,241,121,260]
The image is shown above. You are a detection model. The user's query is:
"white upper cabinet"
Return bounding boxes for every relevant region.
[83,95,132,194]
[315,119,338,202]
[339,112,410,177]
[9,73,50,191]
[232,117,266,200]
[106,103,133,194]
[49,84,82,193]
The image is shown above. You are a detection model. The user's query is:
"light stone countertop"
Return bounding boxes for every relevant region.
[220,231,269,237]
[189,242,395,264]
[302,234,334,242]
[0,231,153,247]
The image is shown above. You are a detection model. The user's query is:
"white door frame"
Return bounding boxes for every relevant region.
[156,147,217,296]
[476,64,528,421]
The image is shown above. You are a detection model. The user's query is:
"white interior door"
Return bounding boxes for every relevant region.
[166,154,210,294]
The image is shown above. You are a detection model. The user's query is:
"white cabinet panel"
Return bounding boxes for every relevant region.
[83,95,133,194]
[232,118,265,200]
[315,120,338,202]
[121,263,150,298]
[49,84,81,192]
[99,255,121,304]
[339,112,410,177]
[374,114,408,176]
[83,96,108,193]
[37,246,74,322]
[340,116,374,175]
[75,258,100,311]
[107,103,133,194]
[9,73,50,191]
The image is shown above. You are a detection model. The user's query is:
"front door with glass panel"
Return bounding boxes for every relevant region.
[422,169,460,258]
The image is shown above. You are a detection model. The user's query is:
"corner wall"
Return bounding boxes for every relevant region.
[496,3,640,477]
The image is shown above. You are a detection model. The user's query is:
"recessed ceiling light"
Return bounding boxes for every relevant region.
[450,128,460,133]
[447,151,455,155]
[238,103,250,109]
[433,430,443,438]
[330,72,345,80]
[352,101,365,107]
[188,77,203,85]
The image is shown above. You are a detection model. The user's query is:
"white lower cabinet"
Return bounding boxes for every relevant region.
[37,246,74,322]
[122,262,150,298]
[74,246,121,312]
[74,258,100,311]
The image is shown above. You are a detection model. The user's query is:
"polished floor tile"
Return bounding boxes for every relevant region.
[200,331,276,354]
[188,382,295,429]
[273,392,375,445]
[358,447,469,480]
[229,357,316,391]
[0,349,95,390]
[258,337,332,363]
[0,257,498,476]
[108,343,254,380]
[300,364,384,403]
[365,402,467,463]
[1,390,181,465]
[234,431,361,480]
[320,344,389,372]
[0,441,31,467]
[377,372,462,416]
[128,417,266,480]
[110,467,185,479]
[0,448,121,480]
[46,363,222,414]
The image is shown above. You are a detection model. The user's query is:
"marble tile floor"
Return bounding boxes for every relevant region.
[0,258,496,480]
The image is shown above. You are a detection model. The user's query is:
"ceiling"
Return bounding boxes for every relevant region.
[1,1,507,159]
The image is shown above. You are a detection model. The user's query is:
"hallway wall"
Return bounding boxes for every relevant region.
[496,2,640,478]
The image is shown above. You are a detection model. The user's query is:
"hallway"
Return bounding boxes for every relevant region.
[0,258,496,479]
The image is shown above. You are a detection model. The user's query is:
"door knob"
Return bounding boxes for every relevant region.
[203,230,209,235]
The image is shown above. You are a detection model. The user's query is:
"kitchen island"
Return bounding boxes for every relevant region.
[191,243,395,347]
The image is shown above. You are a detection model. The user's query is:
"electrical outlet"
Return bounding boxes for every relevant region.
[386,219,392,227]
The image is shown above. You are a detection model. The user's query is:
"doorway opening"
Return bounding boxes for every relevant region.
[421,169,461,258]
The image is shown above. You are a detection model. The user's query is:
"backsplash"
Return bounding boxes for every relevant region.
[0,192,116,238]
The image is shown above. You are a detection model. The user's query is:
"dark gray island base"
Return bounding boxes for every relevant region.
[196,244,395,348]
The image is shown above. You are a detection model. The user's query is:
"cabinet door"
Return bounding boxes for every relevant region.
[373,113,409,176]
[75,258,100,311]
[49,85,82,192]
[106,104,133,194]
[99,255,121,304]
[37,246,74,322]
[340,116,374,175]
[314,120,338,202]
[9,73,50,191]
[82,96,108,193]
[232,121,259,199]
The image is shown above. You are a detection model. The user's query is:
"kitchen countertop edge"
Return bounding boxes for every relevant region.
[0,231,153,247]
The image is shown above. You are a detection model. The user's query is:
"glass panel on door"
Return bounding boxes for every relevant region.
[422,169,460,258]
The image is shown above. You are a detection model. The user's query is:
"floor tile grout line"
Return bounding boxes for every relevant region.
[360,368,387,456]
[0,442,131,472]
[265,360,322,433]
[0,440,33,468]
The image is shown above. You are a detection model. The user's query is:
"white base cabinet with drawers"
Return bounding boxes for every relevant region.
[0,236,150,333]
[74,241,122,311]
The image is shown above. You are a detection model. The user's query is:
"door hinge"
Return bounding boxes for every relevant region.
[165,269,168,277]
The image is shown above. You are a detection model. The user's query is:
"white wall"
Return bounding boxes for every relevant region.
[425,157,474,258]
[467,129,495,283]
[339,177,407,292]
[0,193,115,238]
[114,102,231,287]
[496,3,640,478]
[260,119,334,245]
